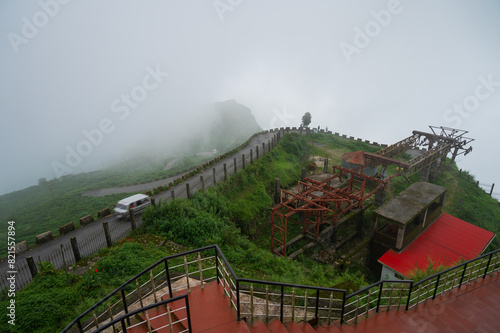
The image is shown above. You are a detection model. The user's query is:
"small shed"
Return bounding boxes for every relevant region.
[378,213,495,279]
[341,151,377,177]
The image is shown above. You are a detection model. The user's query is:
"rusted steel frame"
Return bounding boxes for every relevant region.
[279,190,333,211]
[271,211,288,256]
[331,165,387,185]
[375,134,420,157]
[429,125,468,138]
[406,142,452,176]
[412,130,455,144]
[303,176,338,187]
[364,152,411,169]
[300,184,341,197]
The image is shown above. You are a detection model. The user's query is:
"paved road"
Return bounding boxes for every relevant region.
[0,129,282,289]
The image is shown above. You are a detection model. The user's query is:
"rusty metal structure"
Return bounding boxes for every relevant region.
[370,126,473,178]
[270,126,474,257]
[270,166,389,257]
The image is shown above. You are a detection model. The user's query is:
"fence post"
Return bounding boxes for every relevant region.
[280,285,284,322]
[164,259,173,297]
[26,256,37,279]
[103,222,112,248]
[70,237,81,262]
[213,168,216,184]
[340,292,346,325]
[129,209,137,231]
[302,167,306,182]
[406,282,414,310]
[171,189,175,199]
[250,149,253,164]
[234,158,237,175]
[185,297,193,332]
[262,142,265,153]
[256,145,259,159]
[121,289,130,325]
[200,175,205,192]
[483,253,493,278]
[315,291,320,323]
[223,163,227,181]
[459,263,468,289]
[432,275,441,300]
[324,158,329,173]
[215,247,220,285]
[242,154,245,170]
[186,183,191,198]
[236,280,241,321]
[376,283,384,312]
[490,183,495,196]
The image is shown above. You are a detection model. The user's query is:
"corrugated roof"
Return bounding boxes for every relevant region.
[341,151,365,165]
[378,213,496,277]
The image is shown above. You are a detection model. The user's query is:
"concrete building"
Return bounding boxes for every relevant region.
[369,182,495,279]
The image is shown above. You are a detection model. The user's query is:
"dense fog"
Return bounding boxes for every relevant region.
[1,1,499,197]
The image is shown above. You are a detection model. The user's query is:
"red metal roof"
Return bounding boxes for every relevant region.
[378,213,495,277]
[341,151,365,165]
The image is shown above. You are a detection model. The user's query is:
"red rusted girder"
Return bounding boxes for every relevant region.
[270,166,388,257]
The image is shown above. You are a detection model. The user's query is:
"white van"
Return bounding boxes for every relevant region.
[114,194,151,219]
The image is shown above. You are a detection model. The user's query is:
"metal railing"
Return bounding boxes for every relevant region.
[93,294,191,333]
[342,280,413,324]
[236,279,346,325]
[62,245,219,332]
[63,246,500,332]
[408,248,500,308]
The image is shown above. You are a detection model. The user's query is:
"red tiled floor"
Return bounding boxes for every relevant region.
[168,282,246,333]
[251,321,271,333]
[164,272,500,332]
[267,319,289,333]
[343,272,500,332]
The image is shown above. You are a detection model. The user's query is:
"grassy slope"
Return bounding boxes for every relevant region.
[1,132,498,333]
[0,152,219,252]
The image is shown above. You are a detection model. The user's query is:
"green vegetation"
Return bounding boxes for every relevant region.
[301,112,312,127]
[140,134,369,288]
[0,149,225,252]
[0,236,179,333]
[434,168,500,249]
[1,131,498,333]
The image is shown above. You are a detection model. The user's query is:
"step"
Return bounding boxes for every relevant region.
[318,322,356,333]
[122,316,149,333]
[267,319,289,333]
[315,323,342,333]
[141,305,186,333]
[286,321,316,333]
[250,320,271,333]
[166,282,242,332]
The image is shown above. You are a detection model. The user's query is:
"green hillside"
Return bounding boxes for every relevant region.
[0,100,262,252]
[1,132,498,333]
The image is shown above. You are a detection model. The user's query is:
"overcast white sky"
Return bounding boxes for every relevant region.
[1,0,499,197]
